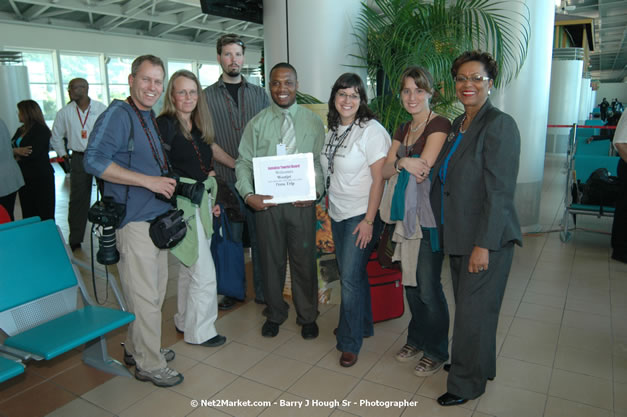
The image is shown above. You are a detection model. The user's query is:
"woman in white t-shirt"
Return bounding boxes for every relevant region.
[321,73,391,368]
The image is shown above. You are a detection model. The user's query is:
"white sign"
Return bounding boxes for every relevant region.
[252,153,316,204]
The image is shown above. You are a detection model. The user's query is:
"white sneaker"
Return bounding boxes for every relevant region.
[135,366,184,387]
[124,348,175,366]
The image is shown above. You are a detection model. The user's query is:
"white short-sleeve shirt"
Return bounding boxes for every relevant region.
[320,118,391,222]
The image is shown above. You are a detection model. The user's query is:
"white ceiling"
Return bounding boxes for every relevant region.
[1,0,625,82]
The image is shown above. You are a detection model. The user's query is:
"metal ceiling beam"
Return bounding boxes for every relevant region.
[23,5,49,20]
[7,0,22,18]
[150,10,203,36]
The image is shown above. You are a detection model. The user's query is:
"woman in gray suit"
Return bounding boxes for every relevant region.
[431,51,522,406]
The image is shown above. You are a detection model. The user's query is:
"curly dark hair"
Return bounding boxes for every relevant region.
[327,73,376,131]
[451,50,498,81]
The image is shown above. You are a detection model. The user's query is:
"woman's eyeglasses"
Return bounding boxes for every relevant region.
[454,74,490,83]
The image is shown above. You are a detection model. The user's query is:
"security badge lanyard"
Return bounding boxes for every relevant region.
[77,104,91,139]
[324,122,355,208]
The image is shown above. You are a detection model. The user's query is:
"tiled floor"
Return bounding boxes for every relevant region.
[1,154,626,417]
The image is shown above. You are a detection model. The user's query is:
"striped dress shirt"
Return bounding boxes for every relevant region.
[204,76,270,183]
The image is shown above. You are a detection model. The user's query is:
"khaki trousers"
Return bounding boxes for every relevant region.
[116,221,169,371]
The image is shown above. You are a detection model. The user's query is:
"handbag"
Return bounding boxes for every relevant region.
[149,209,187,249]
[210,204,246,300]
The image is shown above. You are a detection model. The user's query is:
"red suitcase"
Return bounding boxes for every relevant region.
[368,254,404,323]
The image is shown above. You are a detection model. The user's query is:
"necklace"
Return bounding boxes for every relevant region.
[324,122,355,190]
[459,114,468,133]
[404,110,432,156]
[410,112,430,132]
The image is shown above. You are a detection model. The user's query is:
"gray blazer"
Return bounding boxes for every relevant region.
[430,100,522,256]
[0,119,24,198]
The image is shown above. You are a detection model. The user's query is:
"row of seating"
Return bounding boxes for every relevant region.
[560,122,618,242]
[0,217,135,383]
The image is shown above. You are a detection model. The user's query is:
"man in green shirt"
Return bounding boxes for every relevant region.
[235,63,324,339]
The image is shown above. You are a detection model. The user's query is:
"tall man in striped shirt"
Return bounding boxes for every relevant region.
[204,33,270,309]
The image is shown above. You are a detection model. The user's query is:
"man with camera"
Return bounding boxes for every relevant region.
[204,33,270,309]
[84,55,183,387]
[50,78,107,251]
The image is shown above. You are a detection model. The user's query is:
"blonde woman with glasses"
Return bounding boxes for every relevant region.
[156,70,234,349]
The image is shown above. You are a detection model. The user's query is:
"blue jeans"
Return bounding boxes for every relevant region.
[332,214,383,354]
[405,228,449,362]
[227,181,264,302]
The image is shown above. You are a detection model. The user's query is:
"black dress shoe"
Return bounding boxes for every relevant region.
[218,296,237,310]
[261,320,279,337]
[443,364,494,381]
[200,334,226,347]
[70,243,81,251]
[301,322,319,339]
[437,392,468,406]
[340,352,358,367]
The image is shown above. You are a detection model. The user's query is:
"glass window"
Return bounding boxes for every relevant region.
[198,63,221,87]
[107,56,133,102]
[21,51,61,123]
[168,60,192,79]
[59,53,105,102]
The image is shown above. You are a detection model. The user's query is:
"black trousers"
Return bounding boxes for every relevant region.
[255,203,318,325]
[612,158,627,260]
[68,152,93,245]
[19,172,55,221]
[447,244,514,399]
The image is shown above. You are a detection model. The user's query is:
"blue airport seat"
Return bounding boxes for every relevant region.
[0,356,24,383]
[0,219,135,378]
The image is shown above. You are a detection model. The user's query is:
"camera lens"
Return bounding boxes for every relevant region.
[97,226,120,265]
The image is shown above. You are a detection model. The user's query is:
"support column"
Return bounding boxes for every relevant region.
[263,0,365,104]
[491,0,555,230]
[546,49,584,153]
[578,76,592,122]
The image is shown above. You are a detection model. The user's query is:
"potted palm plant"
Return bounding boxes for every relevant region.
[353,0,531,132]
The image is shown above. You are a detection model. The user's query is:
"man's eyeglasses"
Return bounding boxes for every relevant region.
[454,74,490,83]
[337,92,360,100]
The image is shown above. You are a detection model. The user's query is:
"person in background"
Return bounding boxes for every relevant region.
[235,62,324,340]
[204,33,270,309]
[157,69,230,348]
[431,51,522,406]
[599,98,610,121]
[0,118,24,220]
[611,111,627,263]
[11,100,55,221]
[321,73,390,367]
[381,66,451,376]
[50,78,107,251]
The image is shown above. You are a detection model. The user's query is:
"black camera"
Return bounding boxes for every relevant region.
[156,172,205,206]
[88,197,126,265]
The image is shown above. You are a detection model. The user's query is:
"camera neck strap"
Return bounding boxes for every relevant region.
[127,96,170,175]
[186,127,211,176]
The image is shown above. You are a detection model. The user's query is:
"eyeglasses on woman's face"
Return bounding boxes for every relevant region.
[454,74,490,83]
[336,91,360,101]
[174,89,198,98]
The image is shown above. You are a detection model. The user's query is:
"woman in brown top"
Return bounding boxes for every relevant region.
[382,66,451,377]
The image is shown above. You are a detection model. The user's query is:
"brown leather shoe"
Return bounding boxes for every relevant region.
[340,352,358,367]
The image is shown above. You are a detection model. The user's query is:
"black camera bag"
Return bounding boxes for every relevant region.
[149,209,187,249]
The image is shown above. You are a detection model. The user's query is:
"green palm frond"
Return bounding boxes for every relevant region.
[351,0,530,133]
